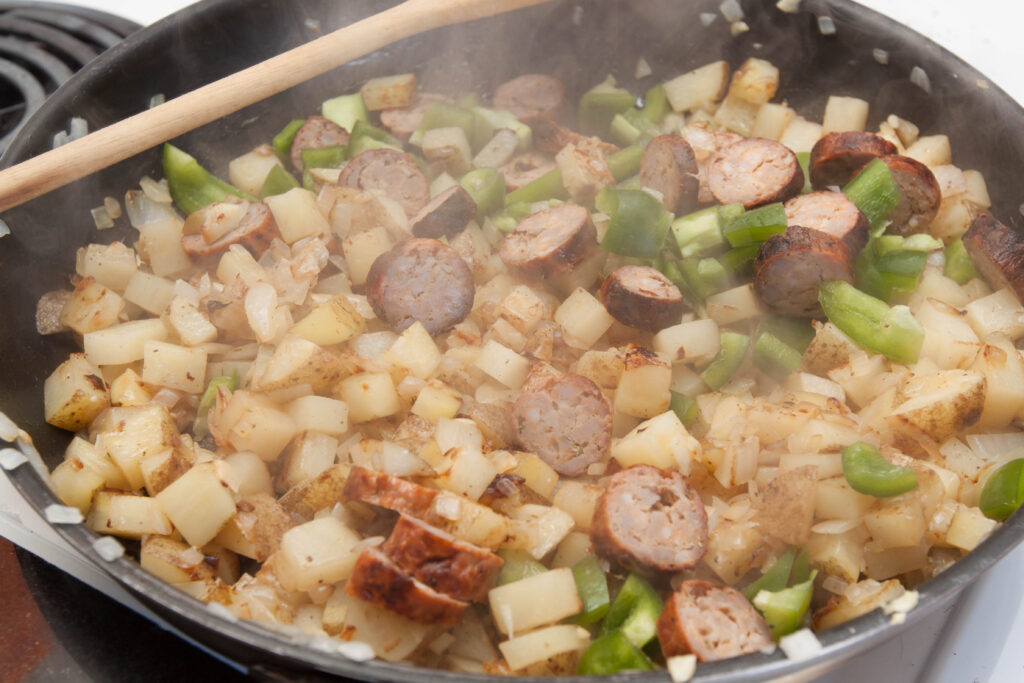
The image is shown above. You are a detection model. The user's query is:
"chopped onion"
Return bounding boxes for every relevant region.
[910,66,932,94]
[336,640,375,662]
[873,48,890,65]
[173,278,201,305]
[151,388,182,409]
[779,628,824,662]
[141,176,173,204]
[103,196,122,218]
[0,447,27,470]
[44,504,84,525]
[635,58,652,79]
[68,117,88,141]
[206,601,239,622]
[730,20,749,36]
[92,536,125,561]
[667,655,697,682]
[817,15,836,35]
[883,589,919,615]
[0,218,9,238]
[0,411,20,441]
[124,189,179,228]
[303,18,322,32]
[822,574,849,595]
[720,0,743,22]
[699,12,717,26]
[434,494,462,521]
[776,0,801,12]
[429,633,457,655]
[811,519,860,534]
[148,93,165,109]
[572,5,584,25]
[965,433,1024,461]
[91,206,114,230]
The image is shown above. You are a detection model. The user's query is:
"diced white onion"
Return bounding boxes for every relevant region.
[779,628,824,662]
[873,48,890,65]
[776,0,801,12]
[206,601,239,622]
[965,433,1024,461]
[68,117,88,141]
[730,21,749,36]
[0,447,27,470]
[148,93,165,109]
[811,519,860,534]
[141,176,173,204]
[303,18,322,32]
[910,66,932,94]
[822,574,849,595]
[91,206,114,230]
[818,15,836,35]
[0,218,9,238]
[700,12,717,26]
[151,388,182,409]
[124,189,179,228]
[0,410,20,441]
[104,196,122,218]
[92,536,126,561]
[336,640,375,661]
[635,58,652,79]
[667,655,697,682]
[572,5,584,25]
[44,504,84,524]
[883,589,919,615]
[720,0,744,22]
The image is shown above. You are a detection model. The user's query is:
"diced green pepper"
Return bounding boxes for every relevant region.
[301,145,348,171]
[410,101,475,148]
[460,168,504,220]
[818,280,924,364]
[841,441,919,497]
[272,119,305,163]
[979,458,1024,521]
[193,373,238,436]
[842,157,901,230]
[679,257,729,299]
[577,630,653,675]
[755,314,815,353]
[321,92,368,133]
[796,151,812,194]
[471,106,532,152]
[496,549,547,585]
[721,203,787,247]
[753,331,803,380]
[599,188,672,259]
[601,573,663,648]
[610,113,644,147]
[162,144,251,215]
[742,549,797,601]
[718,202,746,224]
[659,259,706,317]
[719,244,760,277]
[944,237,979,285]
[580,75,637,136]
[642,84,669,125]
[572,556,611,626]
[670,391,698,428]
[259,164,300,199]
[700,332,750,390]
[752,571,818,639]
[505,169,567,205]
[671,206,727,258]
[607,145,646,182]
[348,119,402,153]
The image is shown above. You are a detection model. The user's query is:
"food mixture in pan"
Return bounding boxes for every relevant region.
[39,54,1024,676]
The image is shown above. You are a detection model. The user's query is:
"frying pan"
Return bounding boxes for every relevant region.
[2,0,1023,680]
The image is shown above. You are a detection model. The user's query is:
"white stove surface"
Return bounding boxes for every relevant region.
[7,0,1024,680]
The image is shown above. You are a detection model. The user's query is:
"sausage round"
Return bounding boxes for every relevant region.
[499,152,557,191]
[382,514,504,603]
[599,265,686,330]
[336,148,430,218]
[365,238,475,336]
[343,465,439,518]
[513,373,612,477]
[754,225,854,318]
[809,131,897,189]
[878,154,941,235]
[493,74,566,124]
[498,203,598,279]
[181,202,280,258]
[784,190,870,255]
[639,134,699,214]
[290,116,350,172]
[345,546,468,627]
[591,464,709,574]
[962,213,1024,302]
[531,118,620,157]
[379,92,450,140]
[708,137,804,208]
[410,185,477,239]
[656,579,774,662]
[681,125,742,205]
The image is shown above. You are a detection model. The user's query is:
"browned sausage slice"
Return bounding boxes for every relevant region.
[809,131,898,190]
[409,185,477,239]
[590,464,708,574]
[290,116,350,172]
[639,135,699,214]
[342,465,438,518]
[784,190,870,254]
[681,125,742,205]
[365,238,475,336]
[181,202,280,258]
[754,226,854,318]
[498,203,597,279]
[499,152,557,191]
[708,137,804,208]
[493,74,566,124]
[513,373,612,477]
[382,514,504,603]
[599,265,686,330]
[378,92,450,140]
[962,213,1024,302]
[656,579,774,661]
[532,118,620,157]
[879,154,941,235]
[336,148,430,218]
[345,546,468,627]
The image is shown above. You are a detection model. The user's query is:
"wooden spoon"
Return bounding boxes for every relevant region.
[0,0,555,213]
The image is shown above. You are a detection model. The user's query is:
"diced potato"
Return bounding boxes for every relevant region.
[863,497,925,549]
[434,446,497,500]
[340,592,433,662]
[729,57,779,105]
[786,372,846,402]
[475,340,531,390]
[888,369,986,443]
[751,102,794,140]
[551,531,594,569]
[962,169,992,209]
[815,476,875,520]
[286,395,348,435]
[142,340,207,393]
[139,447,188,496]
[504,504,575,559]
[905,134,952,167]
[290,294,366,346]
[222,451,274,496]
[827,353,889,408]
[970,334,1024,430]
[423,126,473,176]
[265,188,330,244]
[499,285,547,335]
[713,94,759,136]
[216,245,267,287]
[84,318,169,366]
[138,217,191,277]
[339,372,402,423]
[156,462,237,546]
[552,482,603,532]
[653,318,720,366]
[703,519,764,584]
[513,453,559,500]
[67,435,129,490]
[99,405,176,490]
[44,353,110,431]
[802,321,860,376]
[813,578,904,630]
[342,225,393,285]
[572,348,624,396]
[425,492,510,549]
[274,517,361,591]
[50,458,105,513]
[411,381,462,421]
[254,334,355,392]
[167,296,218,346]
[76,241,138,292]
[489,567,581,635]
[611,410,699,473]
[360,73,416,111]
[706,284,763,326]
[88,491,173,538]
[929,197,973,243]
[945,504,997,551]
[914,297,980,370]
[435,417,484,455]
[123,271,176,315]
[277,431,340,491]
[663,61,729,112]
[806,527,867,584]
[229,144,283,196]
[778,116,823,154]
[278,463,352,520]
[864,544,929,580]
[60,277,125,335]
[556,139,614,205]
[821,95,869,134]
[499,625,590,672]
[964,288,1024,340]
[474,129,520,169]
[140,535,216,584]
[222,391,299,462]
[614,345,671,418]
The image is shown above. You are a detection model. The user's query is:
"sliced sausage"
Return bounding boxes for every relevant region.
[656,579,774,662]
[365,238,475,336]
[599,265,685,330]
[809,131,898,190]
[639,134,699,214]
[498,203,597,280]
[493,74,566,124]
[708,137,804,208]
[336,148,430,217]
[499,152,557,191]
[878,154,941,235]
[345,546,468,627]
[591,465,708,574]
[962,213,1024,302]
[513,373,612,477]
[382,514,504,603]
[290,116,350,172]
[532,118,620,157]
[410,185,477,239]
[754,225,853,318]
[181,202,280,258]
[379,92,450,140]
[784,190,870,255]
[342,465,438,518]
[681,125,742,205]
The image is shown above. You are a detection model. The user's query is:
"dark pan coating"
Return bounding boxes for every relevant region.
[345,546,468,627]
[513,373,612,477]
[809,131,898,189]
[708,137,804,208]
[492,74,566,124]
[591,464,708,574]
[754,226,854,318]
[409,185,477,239]
[181,202,280,258]
[656,579,774,661]
[639,134,699,214]
[962,213,1024,302]
[379,92,450,139]
[784,190,870,254]
[290,116,350,172]
[599,265,686,330]
[342,465,438,518]
[382,514,503,602]
[365,238,475,336]
[878,154,941,235]
[336,148,430,217]
[499,152,557,191]
[498,203,597,279]
[531,118,620,157]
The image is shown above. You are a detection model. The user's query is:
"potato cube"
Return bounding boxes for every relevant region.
[274,516,361,591]
[552,482,603,532]
[277,431,339,491]
[50,458,105,513]
[905,134,951,167]
[67,435,129,490]
[751,102,794,140]
[142,340,207,393]
[123,271,176,315]
[382,321,441,379]
[411,381,462,421]
[945,504,997,551]
[228,144,283,196]
[83,318,169,366]
[88,491,173,539]
[888,369,986,443]
[139,447,188,496]
[863,498,925,549]
[551,531,594,569]
[557,139,614,205]
[423,126,473,176]
[778,116,823,154]
[964,288,1024,341]
[822,95,869,134]
[806,527,867,584]
[815,476,875,520]
[971,334,1024,430]
[504,504,575,559]
[475,340,531,390]
[254,334,355,392]
[222,451,274,496]
[168,296,218,346]
[224,392,299,462]
[216,245,268,288]
[214,493,292,562]
[76,241,137,292]
[339,372,402,423]
[138,217,191,277]
[360,73,416,110]
[705,284,763,326]
[713,94,759,136]
[265,188,330,244]
[555,288,614,349]
[499,285,547,335]
[513,453,559,500]
[663,60,729,112]
[653,318,720,366]
[140,535,216,584]
[488,567,581,635]
[425,492,509,549]
[499,625,590,672]
[44,353,110,431]
[342,225,392,285]
[611,410,698,473]
[287,395,349,435]
[155,462,237,547]
[278,463,352,520]
[614,345,671,418]
[60,276,125,335]
[290,294,366,346]
[434,447,497,501]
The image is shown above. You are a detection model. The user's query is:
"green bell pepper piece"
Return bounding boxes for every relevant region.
[721,202,787,247]
[505,169,567,205]
[579,75,637,136]
[162,144,251,215]
[607,145,646,182]
[753,331,803,380]
[842,157,901,230]
[672,205,728,258]
[796,151,812,194]
[818,280,924,364]
[841,441,919,497]
[979,458,1024,521]
[259,165,300,199]
[679,257,729,299]
[410,101,474,148]
[700,332,750,390]
[272,118,305,163]
[752,570,818,639]
[642,84,669,124]
[577,630,653,675]
[670,391,698,428]
[460,168,504,220]
[944,237,979,285]
[301,145,349,171]
[601,573,663,648]
[321,92,368,133]
[755,314,815,353]
[572,555,611,626]
[496,549,547,585]
[471,106,532,152]
[598,187,672,258]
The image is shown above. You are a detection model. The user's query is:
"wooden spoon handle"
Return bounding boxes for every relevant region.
[0,0,554,214]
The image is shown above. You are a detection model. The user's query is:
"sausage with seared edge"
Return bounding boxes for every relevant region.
[754,226,854,318]
[343,465,438,518]
[182,202,280,258]
[336,148,430,217]
[962,213,1024,302]
[409,185,477,239]
[784,190,870,255]
[498,203,597,279]
[289,116,350,172]
[493,74,566,124]
[708,137,804,208]
[639,134,700,214]
[878,154,941,235]
[809,131,897,189]
[599,265,686,330]
[499,152,557,191]
[379,92,450,140]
